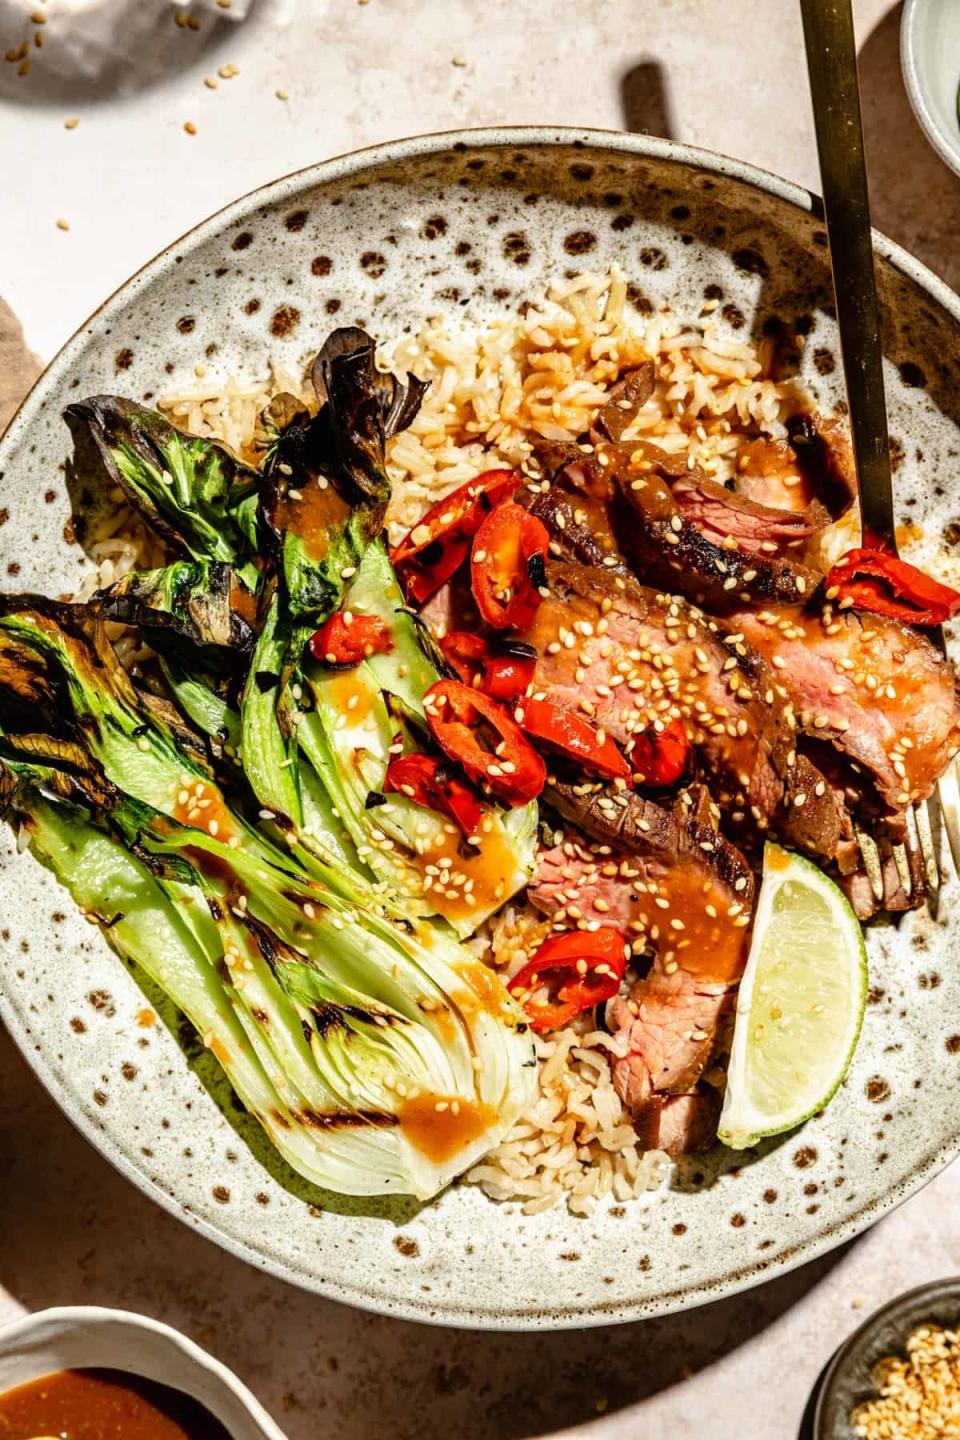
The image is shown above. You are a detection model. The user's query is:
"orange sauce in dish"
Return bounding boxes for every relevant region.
[0,1369,231,1440]
[273,475,351,560]
[397,1095,496,1164]
[171,781,235,844]
[408,818,518,928]
[326,671,375,724]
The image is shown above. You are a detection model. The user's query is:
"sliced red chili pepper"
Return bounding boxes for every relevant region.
[383,752,484,839]
[483,651,537,702]
[627,718,691,789]
[424,679,546,806]
[390,469,519,605]
[440,631,536,702]
[826,547,960,627]
[507,928,627,1033]
[470,502,549,631]
[308,612,393,667]
[439,630,488,685]
[515,696,631,782]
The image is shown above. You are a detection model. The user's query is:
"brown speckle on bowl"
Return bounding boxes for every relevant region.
[269,305,300,338]
[87,989,115,1017]
[899,360,927,388]
[394,1235,420,1257]
[502,232,530,266]
[212,1185,230,1204]
[732,246,770,277]
[866,1077,892,1103]
[285,209,309,232]
[360,251,387,278]
[311,255,333,276]
[564,229,596,256]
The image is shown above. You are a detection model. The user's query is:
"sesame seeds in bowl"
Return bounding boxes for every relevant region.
[816,1278,960,1438]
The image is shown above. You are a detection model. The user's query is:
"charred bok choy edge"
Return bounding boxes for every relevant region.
[0,598,536,1198]
[66,394,263,656]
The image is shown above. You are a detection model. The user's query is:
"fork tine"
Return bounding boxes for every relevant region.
[892,842,913,899]
[913,800,940,893]
[856,829,884,901]
[937,758,960,879]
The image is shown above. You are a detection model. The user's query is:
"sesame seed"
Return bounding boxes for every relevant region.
[55,216,70,230]
[184,120,197,135]
[64,116,80,129]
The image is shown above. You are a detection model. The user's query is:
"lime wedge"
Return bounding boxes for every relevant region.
[718,842,867,1150]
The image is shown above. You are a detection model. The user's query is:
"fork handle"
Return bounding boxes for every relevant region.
[800,0,896,547]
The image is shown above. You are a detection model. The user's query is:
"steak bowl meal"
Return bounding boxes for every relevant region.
[3,132,960,1327]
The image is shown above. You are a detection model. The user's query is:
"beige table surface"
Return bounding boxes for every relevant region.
[2,2,960,1436]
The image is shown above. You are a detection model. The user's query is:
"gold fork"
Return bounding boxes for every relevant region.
[801,0,956,904]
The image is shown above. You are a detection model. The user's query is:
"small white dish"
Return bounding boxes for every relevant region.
[0,1306,287,1440]
[901,0,960,177]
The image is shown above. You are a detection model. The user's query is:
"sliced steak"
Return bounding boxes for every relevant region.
[608,971,734,1108]
[522,477,630,574]
[535,780,750,1117]
[779,750,853,864]
[525,560,793,828]
[618,465,823,611]
[728,603,960,812]
[631,1090,720,1155]
[591,362,656,442]
[734,434,819,513]
[536,781,755,985]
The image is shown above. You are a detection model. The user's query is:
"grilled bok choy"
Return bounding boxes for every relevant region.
[0,324,546,1197]
[0,600,536,1198]
[298,541,538,937]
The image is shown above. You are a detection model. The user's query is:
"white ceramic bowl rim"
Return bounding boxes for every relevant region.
[4,126,960,1330]
[901,0,960,178]
[0,1305,287,1440]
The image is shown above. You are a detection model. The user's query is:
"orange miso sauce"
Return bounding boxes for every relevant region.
[0,1369,232,1440]
[397,1095,496,1164]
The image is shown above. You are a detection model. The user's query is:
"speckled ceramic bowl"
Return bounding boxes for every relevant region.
[3,128,960,1331]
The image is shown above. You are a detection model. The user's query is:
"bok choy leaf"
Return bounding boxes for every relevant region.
[65,395,261,586]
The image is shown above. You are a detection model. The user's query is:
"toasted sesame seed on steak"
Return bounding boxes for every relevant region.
[522,559,792,829]
[728,602,960,812]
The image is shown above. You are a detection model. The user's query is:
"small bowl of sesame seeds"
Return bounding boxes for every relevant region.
[816,1278,960,1438]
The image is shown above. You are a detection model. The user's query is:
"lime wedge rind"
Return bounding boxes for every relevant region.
[718,843,868,1151]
